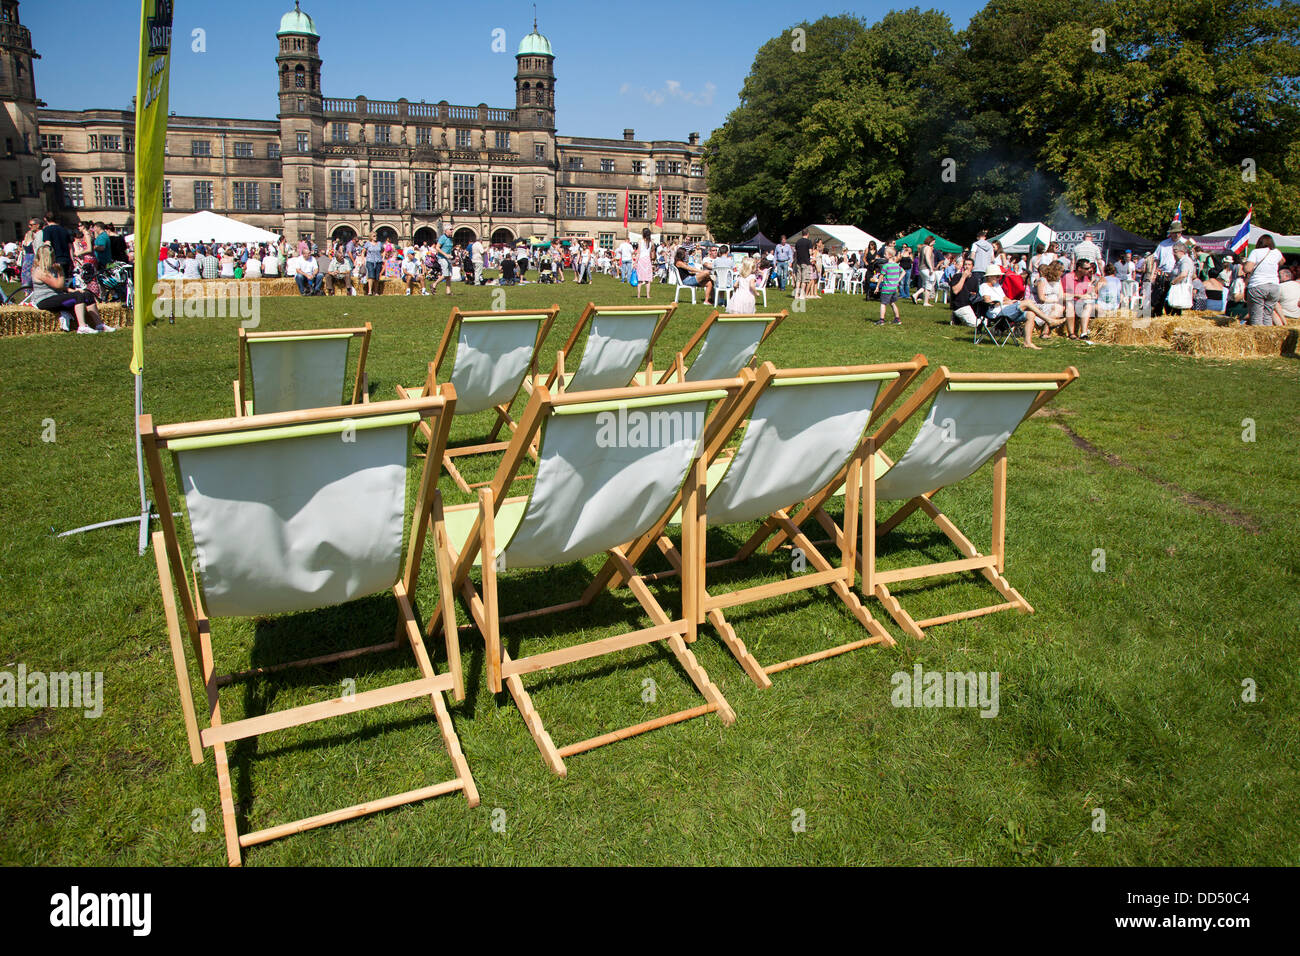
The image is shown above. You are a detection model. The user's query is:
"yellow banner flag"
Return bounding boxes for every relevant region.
[130,0,174,376]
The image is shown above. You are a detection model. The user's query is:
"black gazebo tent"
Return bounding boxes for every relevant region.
[1054,220,1157,262]
[740,232,777,252]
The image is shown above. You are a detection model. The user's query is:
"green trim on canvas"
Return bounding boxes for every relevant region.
[167,412,420,451]
[249,334,354,344]
[947,381,1057,392]
[552,390,727,416]
[461,314,550,323]
[774,372,900,387]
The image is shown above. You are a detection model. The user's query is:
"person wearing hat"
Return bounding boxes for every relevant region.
[1150,219,1185,315]
[977,263,1055,349]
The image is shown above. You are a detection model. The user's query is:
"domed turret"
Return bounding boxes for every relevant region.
[277,1,319,37]
[514,19,555,130]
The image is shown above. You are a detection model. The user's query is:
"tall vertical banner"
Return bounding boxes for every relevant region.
[131,0,174,375]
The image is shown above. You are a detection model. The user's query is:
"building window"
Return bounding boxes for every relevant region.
[494,131,511,151]
[39,133,64,151]
[87,134,98,151]
[628,193,648,220]
[193,181,214,210]
[295,66,305,88]
[534,143,546,160]
[372,170,397,210]
[655,160,666,175]
[413,171,436,211]
[98,134,122,151]
[162,180,172,209]
[329,168,355,209]
[61,177,84,207]
[564,192,586,217]
[535,196,546,214]
[631,160,646,175]
[596,192,617,219]
[566,157,583,170]
[191,139,210,157]
[233,141,254,158]
[415,126,431,146]
[455,129,472,150]
[269,182,282,209]
[330,122,349,143]
[690,164,703,177]
[598,233,614,249]
[600,158,614,173]
[296,132,310,152]
[297,97,305,112]
[665,194,681,220]
[231,181,260,210]
[490,174,513,213]
[124,135,134,153]
[297,189,311,209]
[268,142,281,159]
[373,125,392,144]
[452,173,475,212]
[668,161,682,175]
[690,196,704,221]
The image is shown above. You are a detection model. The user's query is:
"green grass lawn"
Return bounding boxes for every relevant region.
[1,273,1296,866]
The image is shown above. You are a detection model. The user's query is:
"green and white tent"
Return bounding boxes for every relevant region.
[896,228,963,255]
[990,222,1057,255]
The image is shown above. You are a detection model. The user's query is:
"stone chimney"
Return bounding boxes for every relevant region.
[688,132,700,146]
[623,128,635,141]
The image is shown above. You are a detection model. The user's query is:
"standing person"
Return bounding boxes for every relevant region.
[874,248,904,326]
[634,228,655,299]
[970,228,994,289]
[1242,234,1284,326]
[470,237,484,285]
[435,227,454,297]
[1151,220,1185,315]
[725,257,759,314]
[1164,242,1194,317]
[1072,231,1102,270]
[40,211,75,275]
[773,235,793,290]
[916,236,937,306]
[897,243,913,299]
[91,222,112,268]
[361,231,384,295]
[616,235,634,283]
[794,229,815,300]
[19,216,41,290]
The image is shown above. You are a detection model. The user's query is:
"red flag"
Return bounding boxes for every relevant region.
[622,187,629,229]
[655,186,664,229]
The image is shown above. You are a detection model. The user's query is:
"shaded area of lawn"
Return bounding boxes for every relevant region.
[1,274,1296,865]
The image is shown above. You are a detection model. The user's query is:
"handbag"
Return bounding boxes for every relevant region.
[629,268,639,287]
[1167,281,1193,310]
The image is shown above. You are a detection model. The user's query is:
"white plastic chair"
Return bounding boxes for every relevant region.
[669,263,697,305]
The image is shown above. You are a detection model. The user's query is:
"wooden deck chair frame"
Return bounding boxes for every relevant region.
[589,357,927,688]
[528,301,677,395]
[397,305,560,493]
[234,323,372,417]
[649,309,788,385]
[141,392,477,866]
[426,374,750,776]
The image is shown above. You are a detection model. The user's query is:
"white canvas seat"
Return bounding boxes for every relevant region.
[641,310,787,385]
[427,375,749,776]
[397,306,559,493]
[780,366,1078,639]
[528,302,676,396]
[142,393,476,866]
[595,359,928,687]
[235,324,371,416]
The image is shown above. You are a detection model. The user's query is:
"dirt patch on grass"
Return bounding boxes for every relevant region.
[1041,410,1260,533]
[6,708,53,740]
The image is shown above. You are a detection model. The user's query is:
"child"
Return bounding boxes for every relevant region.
[875,250,904,325]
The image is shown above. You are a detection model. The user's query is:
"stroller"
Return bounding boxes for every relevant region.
[97,261,133,304]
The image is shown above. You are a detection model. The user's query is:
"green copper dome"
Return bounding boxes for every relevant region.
[516,31,553,57]
[278,3,319,37]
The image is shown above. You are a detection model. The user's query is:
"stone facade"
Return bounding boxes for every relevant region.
[6,2,711,248]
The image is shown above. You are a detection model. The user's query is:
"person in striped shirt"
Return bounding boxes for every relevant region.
[874,247,905,325]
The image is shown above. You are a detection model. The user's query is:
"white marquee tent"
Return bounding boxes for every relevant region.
[1194,222,1300,254]
[799,224,883,253]
[127,210,281,246]
[991,222,1057,254]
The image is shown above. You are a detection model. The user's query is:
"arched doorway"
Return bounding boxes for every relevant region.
[375,225,399,243]
[412,226,437,246]
[331,224,357,245]
[453,227,477,247]
[491,227,515,246]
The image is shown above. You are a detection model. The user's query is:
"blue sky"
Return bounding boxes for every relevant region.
[23,0,984,141]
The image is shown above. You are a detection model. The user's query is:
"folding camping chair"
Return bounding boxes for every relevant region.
[593,358,927,687]
[638,309,787,385]
[141,393,477,866]
[396,306,560,493]
[234,324,371,416]
[426,375,749,775]
[527,302,676,395]
[972,303,1017,347]
[858,366,1079,639]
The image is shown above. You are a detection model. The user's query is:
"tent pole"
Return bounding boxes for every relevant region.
[57,372,154,554]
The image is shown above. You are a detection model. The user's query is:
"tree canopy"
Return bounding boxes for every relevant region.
[704,0,1300,243]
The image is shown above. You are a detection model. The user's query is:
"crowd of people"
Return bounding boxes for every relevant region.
[2,212,130,332]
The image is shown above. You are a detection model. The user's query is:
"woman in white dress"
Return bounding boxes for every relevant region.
[725,257,758,315]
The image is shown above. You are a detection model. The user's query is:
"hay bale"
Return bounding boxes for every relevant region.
[0,302,132,337]
[1170,323,1297,358]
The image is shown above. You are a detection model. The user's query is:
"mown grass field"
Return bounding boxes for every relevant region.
[1,273,1296,866]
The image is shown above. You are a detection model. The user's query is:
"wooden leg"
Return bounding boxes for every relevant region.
[431,498,465,702]
[874,582,926,640]
[479,489,501,694]
[992,445,1007,575]
[153,532,203,765]
[443,454,474,495]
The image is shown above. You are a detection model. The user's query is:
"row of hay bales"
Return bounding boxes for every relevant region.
[0,302,133,337]
[1091,311,1297,358]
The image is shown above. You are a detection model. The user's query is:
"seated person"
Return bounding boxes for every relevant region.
[1096,264,1123,314]
[979,266,1055,350]
[1274,268,1298,326]
[673,247,714,300]
[30,243,113,333]
[324,251,354,295]
[294,253,323,295]
[400,250,423,295]
[499,254,518,285]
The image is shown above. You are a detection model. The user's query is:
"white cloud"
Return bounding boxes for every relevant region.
[622,79,716,108]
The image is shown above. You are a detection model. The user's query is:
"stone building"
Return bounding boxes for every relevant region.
[7,1,711,249]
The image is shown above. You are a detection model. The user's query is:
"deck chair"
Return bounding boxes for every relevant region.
[593,359,927,688]
[234,324,372,417]
[857,366,1079,639]
[427,375,750,775]
[640,309,787,385]
[396,306,560,493]
[141,393,477,866]
[527,302,676,396]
